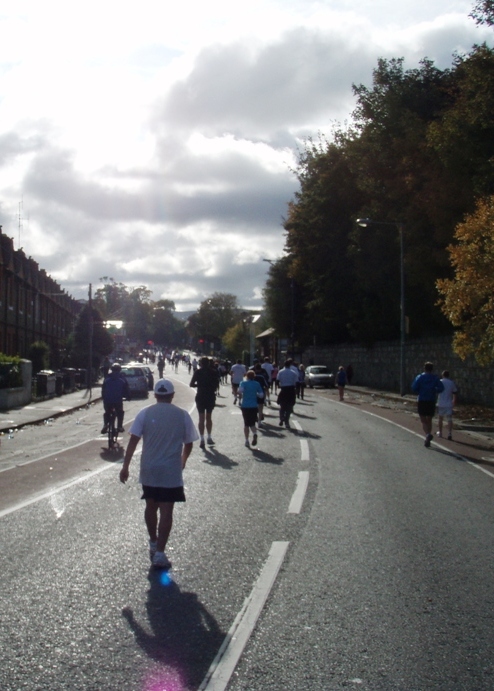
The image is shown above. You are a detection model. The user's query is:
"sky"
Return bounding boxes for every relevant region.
[0,0,490,313]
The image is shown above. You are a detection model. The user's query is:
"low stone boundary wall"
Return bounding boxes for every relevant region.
[303,337,494,408]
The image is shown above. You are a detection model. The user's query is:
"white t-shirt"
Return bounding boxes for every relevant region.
[277,367,299,387]
[261,362,273,378]
[130,402,199,487]
[437,378,457,408]
[230,363,247,384]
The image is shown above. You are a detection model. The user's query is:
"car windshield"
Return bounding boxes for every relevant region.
[122,367,143,377]
[311,367,329,374]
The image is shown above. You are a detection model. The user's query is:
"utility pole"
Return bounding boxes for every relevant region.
[88,283,93,401]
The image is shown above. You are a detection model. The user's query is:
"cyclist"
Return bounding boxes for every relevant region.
[101,363,131,434]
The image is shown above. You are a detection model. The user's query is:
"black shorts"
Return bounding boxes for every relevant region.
[141,485,186,503]
[196,394,216,414]
[241,407,258,427]
[417,400,435,417]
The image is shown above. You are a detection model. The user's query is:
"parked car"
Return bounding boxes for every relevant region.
[120,365,149,398]
[128,362,154,390]
[306,365,334,388]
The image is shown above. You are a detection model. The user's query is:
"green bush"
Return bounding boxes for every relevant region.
[0,354,23,389]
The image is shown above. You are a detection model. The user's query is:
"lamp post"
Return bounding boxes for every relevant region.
[356,218,406,396]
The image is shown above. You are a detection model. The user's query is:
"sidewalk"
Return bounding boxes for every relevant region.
[0,387,102,434]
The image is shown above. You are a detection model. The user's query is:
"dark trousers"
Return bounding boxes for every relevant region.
[104,401,124,429]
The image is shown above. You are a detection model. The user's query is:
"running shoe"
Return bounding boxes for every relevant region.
[279,420,284,427]
[100,426,108,434]
[252,433,258,447]
[149,540,157,562]
[424,433,433,447]
[285,421,291,429]
[199,440,206,449]
[447,434,453,441]
[152,551,172,570]
[118,426,125,433]
[436,431,443,437]
[207,437,215,445]
[245,440,250,448]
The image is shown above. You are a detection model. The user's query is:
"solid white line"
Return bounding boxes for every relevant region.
[199,541,289,691]
[467,462,494,479]
[288,471,310,514]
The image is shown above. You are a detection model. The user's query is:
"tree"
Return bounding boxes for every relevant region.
[437,195,494,364]
[71,304,114,367]
[470,0,494,25]
[151,300,186,348]
[192,293,240,346]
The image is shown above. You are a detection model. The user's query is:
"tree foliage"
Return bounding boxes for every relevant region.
[71,304,114,367]
[437,195,494,364]
[280,39,494,345]
[470,0,494,25]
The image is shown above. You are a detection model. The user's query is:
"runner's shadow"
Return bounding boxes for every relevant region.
[252,449,285,465]
[292,412,317,420]
[122,574,224,689]
[448,438,494,452]
[201,448,239,469]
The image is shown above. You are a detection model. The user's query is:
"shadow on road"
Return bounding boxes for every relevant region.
[200,449,239,469]
[122,572,224,689]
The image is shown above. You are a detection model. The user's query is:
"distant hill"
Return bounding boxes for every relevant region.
[174,310,196,321]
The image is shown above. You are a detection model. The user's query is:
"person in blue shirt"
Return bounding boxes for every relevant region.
[411,362,444,447]
[101,363,131,433]
[238,370,264,448]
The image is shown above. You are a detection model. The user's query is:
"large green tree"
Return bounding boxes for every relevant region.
[71,304,114,367]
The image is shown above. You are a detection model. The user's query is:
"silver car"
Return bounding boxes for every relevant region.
[306,365,334,388]
[121,366,149,398]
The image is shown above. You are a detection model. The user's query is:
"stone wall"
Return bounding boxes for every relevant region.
[303,337,494,408]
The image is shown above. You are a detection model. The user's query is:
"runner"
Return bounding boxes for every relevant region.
[238,370,264,447]
[276,359,299,429]
[230,359,247,405]
[190,357,220,448]
[119,378,199,570]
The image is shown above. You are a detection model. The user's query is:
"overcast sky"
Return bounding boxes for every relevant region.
[0,0,490,312]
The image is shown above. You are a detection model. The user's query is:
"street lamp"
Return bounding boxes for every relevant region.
[356,218,406,396]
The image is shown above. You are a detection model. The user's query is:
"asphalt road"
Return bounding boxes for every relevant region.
[1,364,493,690]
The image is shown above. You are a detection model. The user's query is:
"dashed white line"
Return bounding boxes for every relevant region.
[199,540,289,691]
[288,471,310,513]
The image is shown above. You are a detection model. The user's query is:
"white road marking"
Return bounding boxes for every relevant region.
[468,462,494,479]
[292,420,310,461]
[288,471,310,514]
[199,541,289,691]
[345,405,494,474]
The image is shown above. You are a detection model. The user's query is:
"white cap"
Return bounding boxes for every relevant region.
[154,378,175,395]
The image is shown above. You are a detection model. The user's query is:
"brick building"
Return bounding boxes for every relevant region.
[0,226,80,363]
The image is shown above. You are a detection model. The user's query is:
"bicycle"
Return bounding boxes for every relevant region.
[107,407,119,450]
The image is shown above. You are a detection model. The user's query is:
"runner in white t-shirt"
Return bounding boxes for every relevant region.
[119,378,199,570]
[436,370,458,441]
[230,359,247,404]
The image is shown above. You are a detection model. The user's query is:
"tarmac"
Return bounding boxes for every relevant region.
[1,383,494,469]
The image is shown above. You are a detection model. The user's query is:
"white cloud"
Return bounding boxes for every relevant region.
[0,0,489,313]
